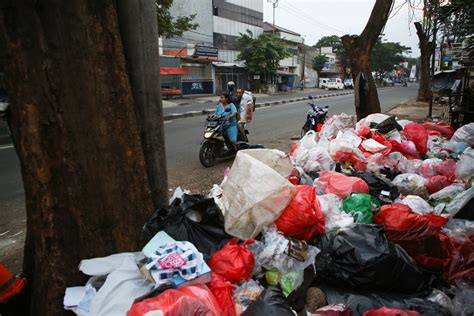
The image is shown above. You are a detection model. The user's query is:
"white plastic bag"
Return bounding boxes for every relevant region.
[318,194,354,231]
[445,185,474,217]
[455,147,474,181]
[294,130,318,163]
[429,183,466,200]
[392,173,429,198]
[452,122,474,146]
[328,139,354,157]
[320,113,356,139]
[302,148,335,174]
[398,195,433,214]
[361,138,387,153]
[221,149,296,240]
[78,252,153,316]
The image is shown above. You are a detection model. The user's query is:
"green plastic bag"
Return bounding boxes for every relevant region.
[265,270,304,297]
[342,193,380,224]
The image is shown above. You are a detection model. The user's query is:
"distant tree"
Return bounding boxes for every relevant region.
[312,54,329,75]
[371,38,411,78]
[156,0,198,38]
[341,0,393,119]
[314,35,349,73]
[236,31,290,85]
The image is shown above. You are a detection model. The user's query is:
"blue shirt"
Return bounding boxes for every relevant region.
[215,103,238,126]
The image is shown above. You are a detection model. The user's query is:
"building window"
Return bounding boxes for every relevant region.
[213,6,218,16]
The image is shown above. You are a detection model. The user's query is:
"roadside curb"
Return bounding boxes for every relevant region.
[163,90,355,121]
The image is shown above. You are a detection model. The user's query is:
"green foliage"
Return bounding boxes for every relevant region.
[370,37,411,73]
[312,55,328,73]
[156,0,198,38]
[236,31,290,83]
[314,35,349,67]
[437,0,473,43]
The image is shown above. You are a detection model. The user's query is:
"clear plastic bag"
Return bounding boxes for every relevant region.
[452,122,474,146]
[429,183,466,201]
[444,185,474,217]
[320,113,356,139]
[356,113,390,131]
[247,227,319,275]
[302,148,335,174]
[397,158,423,174]
[233,279,264,314]
[392,173,429,198]
[398,195,433,214]
[221,149,297,240]
[318,194,354,231]
[265,270,304,297]
[455,147,474,181]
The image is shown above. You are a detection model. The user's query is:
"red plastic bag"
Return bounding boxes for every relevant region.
[331,152,367,171]
[433,159,456,179]
[127,285,222,316]
[389,140,420,159]
[422,122,454,139]
[373,203,452,272]
[316,171,369,199]
[208,238,254,284]
[208,274,237,316]
[403,123,428,155]
[363,307,421,316]
[275,185,325,241]
[427,175,451,193]
[443,236,474,284]
[290,143,298,157]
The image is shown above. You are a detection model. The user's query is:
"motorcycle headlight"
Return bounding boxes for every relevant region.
[204,132,213,138]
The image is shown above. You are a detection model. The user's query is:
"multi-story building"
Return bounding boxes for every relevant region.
[161,0,263,95]
[319,47,341,80]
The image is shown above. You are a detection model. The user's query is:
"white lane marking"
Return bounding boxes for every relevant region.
[0,144,14,150]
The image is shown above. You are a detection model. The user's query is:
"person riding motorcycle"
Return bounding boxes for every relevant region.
[236,88,255,142]
[214,92,238,146]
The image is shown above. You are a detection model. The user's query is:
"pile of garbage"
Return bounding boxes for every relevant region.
[63,116,474,316]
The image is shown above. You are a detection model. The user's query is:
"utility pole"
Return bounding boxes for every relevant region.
[268,0,278,35]
[300,38,306,91]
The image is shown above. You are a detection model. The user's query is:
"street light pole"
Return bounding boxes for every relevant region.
[268,0,278,35]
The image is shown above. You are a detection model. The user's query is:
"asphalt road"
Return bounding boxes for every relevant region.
[0,84,417,270]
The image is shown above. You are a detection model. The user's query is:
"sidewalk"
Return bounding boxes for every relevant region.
[385,98,446,122]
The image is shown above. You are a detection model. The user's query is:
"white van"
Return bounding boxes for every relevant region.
[325,78,344,90]
[319,78,329,89]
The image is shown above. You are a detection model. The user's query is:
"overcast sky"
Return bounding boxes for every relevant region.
[263,0,423,57]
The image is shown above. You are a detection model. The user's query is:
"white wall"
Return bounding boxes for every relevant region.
[213,16,263,37]
[218,49,243,64]
[280,32,302,44]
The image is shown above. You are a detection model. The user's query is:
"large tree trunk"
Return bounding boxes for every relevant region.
[414,22,431,101]
[341,0,393,120]
[0,1,154,314]
[116,0,168,210]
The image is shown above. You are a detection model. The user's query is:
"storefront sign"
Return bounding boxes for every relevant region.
[193,45,218,58]
[182,81,214,95]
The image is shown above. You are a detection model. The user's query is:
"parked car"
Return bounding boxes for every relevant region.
[344,78,353,89]
[408,78,416,82]
[326,78,345,90]
[383,78,394,86]
[319,78,329,89]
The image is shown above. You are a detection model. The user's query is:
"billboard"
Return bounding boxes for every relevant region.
[409,65,416,79]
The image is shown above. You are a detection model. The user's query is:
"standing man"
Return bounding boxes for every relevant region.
[236,88,255,142]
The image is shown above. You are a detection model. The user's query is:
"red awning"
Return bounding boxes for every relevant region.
[160,67,189,75]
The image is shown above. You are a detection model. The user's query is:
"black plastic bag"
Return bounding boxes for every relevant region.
[242,286,294,316]
[371,115,403,134]
[353,172,399,202]
[322,286,450,316]
[314,225,425,294]
[143,194,231,260]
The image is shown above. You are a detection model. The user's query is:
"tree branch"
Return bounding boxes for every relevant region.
[360,0,394,52]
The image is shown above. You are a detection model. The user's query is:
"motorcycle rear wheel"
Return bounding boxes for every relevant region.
[199,142,217,167]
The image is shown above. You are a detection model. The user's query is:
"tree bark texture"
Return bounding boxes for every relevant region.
[0,1,154,314]
[414,22,431,101]
[116,0,168,210]
[341,0,393,120]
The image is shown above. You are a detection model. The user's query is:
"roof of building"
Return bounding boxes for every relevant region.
[262,22,301,36]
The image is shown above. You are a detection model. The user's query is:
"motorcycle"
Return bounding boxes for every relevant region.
[300,96,329,138]
[199,112,254,167]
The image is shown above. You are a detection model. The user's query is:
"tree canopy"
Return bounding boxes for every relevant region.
[236,31,290,83]
[314,35,349,68]
[371,37,411,73]
[312,55,328,74]
[156,0,198,38]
